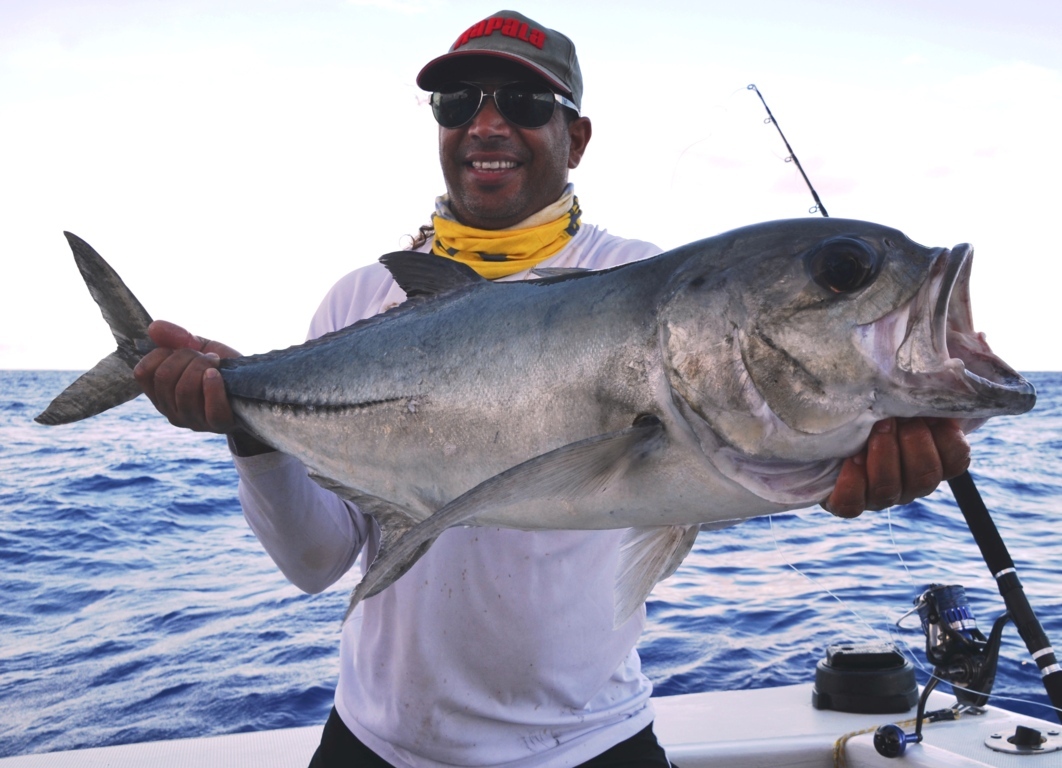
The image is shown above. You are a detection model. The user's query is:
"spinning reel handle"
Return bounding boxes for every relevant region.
[873,723,922,758]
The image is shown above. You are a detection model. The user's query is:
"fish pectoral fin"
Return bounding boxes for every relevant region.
[454,415,668,506]
[341,419,668,621]
[614,524,701,627]
[35,351,143,425]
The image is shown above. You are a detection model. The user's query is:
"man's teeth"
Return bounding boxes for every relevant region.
[472,160,517,170]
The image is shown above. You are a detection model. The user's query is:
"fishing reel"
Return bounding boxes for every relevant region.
[874,584,1010,758]
[915,584,1008,709]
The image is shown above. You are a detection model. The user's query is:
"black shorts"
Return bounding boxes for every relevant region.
[308,707,672,767]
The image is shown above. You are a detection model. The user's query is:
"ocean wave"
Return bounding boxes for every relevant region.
[1,370,1060,756]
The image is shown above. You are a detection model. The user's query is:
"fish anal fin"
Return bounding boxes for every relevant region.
[305,472,436,624]
[347,535,438,611]
[614,524,701,627]
[343,530,439,622]
[306,472,424,557]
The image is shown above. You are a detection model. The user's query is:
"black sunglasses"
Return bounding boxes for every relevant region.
[430,82,579,129]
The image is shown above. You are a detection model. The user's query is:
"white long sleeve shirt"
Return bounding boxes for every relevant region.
[235,222,663,767]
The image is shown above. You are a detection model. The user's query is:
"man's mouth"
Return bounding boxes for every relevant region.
[470,160,519,171]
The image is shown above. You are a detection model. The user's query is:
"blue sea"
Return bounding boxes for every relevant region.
[1,370,1060,758]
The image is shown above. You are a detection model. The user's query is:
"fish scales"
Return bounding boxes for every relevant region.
[224,253,680,525]
[36,220,1036,623]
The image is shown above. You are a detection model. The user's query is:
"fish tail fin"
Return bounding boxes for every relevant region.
[35,233,155,425]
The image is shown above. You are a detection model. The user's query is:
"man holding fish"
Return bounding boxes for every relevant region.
[131,10,971,768]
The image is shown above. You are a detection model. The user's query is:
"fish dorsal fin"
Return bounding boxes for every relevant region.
[379,251,486,298]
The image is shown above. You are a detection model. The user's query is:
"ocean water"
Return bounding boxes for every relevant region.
[1,370,1059,757]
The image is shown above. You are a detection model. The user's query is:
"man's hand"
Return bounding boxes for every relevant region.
[134,320,239,433]
[823,418,971,518]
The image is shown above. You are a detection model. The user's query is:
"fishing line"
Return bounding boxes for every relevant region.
[880,509,1062,719]
[768,495,1059,717]
[764,507,972,703]
[886,507,914,580]
[767,514,884,641]
[764,514,1062,720]
[668,85,770,201]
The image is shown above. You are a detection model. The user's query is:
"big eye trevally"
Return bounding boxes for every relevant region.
[36,219,1036,625]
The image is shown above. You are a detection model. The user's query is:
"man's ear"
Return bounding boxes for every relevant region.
[567,116,592,169]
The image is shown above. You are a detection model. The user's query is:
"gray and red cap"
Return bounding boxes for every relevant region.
[416,10,583,112]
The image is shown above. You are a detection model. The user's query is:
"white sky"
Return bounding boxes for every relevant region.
[2,0,1060,371]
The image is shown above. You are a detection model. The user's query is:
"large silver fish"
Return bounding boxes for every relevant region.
[38,220,1035,624]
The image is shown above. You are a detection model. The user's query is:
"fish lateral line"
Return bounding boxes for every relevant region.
[232,395,416,413]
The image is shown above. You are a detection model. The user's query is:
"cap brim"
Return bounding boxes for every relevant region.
[416,50,572,97]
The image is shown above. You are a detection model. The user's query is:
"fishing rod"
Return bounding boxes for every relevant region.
[747,84,829,217]
[748,83,1062,728]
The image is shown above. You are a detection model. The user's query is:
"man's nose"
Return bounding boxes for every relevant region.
[466,95,512,139]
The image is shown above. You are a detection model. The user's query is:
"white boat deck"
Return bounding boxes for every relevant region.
[2,684,1059,767]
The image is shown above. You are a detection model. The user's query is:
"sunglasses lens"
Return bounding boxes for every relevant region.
[431,84,559,129]
[431,87,481,128]
[494,87,556,128]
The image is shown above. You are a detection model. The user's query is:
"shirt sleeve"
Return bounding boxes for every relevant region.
[236,451,374,593]
[233,262,401,594]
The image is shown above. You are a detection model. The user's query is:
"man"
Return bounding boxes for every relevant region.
[135,10,970,767]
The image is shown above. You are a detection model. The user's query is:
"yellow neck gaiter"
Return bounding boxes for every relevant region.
[431,195,581,280]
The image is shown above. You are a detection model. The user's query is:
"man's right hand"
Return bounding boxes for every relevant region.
[134,320,239,433]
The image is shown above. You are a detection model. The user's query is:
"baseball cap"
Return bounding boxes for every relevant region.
[417,10,583,111]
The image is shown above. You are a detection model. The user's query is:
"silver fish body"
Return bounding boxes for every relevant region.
[37,220,1035,623]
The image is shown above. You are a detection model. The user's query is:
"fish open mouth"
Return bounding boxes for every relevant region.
[895,243,1035,416]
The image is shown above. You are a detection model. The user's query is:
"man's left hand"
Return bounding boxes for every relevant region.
[823,418,970,518]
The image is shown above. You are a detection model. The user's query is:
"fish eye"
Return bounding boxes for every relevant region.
[806,237,880,294]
